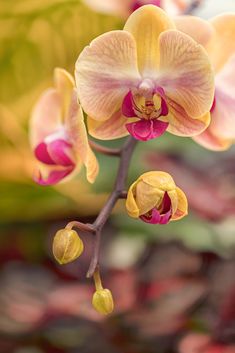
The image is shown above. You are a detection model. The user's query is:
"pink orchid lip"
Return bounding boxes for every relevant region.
[34,166,74,186]
[140,192,172,225]
[34,139,74,167]
[126,119,168,141]
[131,0,162,12]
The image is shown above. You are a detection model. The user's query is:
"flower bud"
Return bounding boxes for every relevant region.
[126,171,188,225]
[52,229,84,264]
[92,288,114,315]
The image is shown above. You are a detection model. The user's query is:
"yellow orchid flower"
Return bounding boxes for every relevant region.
[126,171,188,224]
[175,14,235,151]
[84,0,186,18]
[29,68,99,185]
[75,5,214,142]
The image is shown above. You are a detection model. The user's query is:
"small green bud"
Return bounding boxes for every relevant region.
[92,288,114,315]
[52,229,84,265]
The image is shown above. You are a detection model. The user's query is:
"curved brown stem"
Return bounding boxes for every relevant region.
[89,140,121,157]
[87,136,137,277]
[66,221,95,233]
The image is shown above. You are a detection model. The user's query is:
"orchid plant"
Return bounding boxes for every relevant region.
[29,2,235,315]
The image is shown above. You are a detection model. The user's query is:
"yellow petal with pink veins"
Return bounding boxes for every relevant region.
[30,88,62,148]
[87,111,132,140]
[158,30,214,119]
[75,30,140,121]
[54,68,75,120]
[166,101,211,137]
[124,5,175,75]
[66,90,99,183]
[207,14,235,73]
[174,15,215,46]
[171,187,188,221]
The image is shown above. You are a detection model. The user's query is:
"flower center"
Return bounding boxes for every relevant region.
[122,87,168,121]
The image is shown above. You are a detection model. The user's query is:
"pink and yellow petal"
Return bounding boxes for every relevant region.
[75,30,140,121]
[174,15,214,46]
[33,163,75,186]
[87,110,131,140]
[209,91,235,141]
[207,14,235,72]
[124,5,175,75]
[66,91,99,183]
[54,68,75,119]
[193,126,232,151]
[167,100,211,137]
[158,30,214,118]
[171,187,188,221]
[30,88,62,148]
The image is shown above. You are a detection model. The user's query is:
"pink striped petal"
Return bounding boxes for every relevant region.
[34,142,56,165]
[167,99,210,137]
[47,139,74,167]
[34,166,74,186]
[158,30,214,119]
[126,118,168,141]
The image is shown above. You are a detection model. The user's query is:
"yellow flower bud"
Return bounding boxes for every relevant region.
[126,171,188,225]
[52,229,84,264]
[92,288,114,315]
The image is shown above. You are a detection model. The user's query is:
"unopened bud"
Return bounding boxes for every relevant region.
[52,228,84,264]
[92,288,114,315]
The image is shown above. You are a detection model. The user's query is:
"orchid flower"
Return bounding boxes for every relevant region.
[76,5,214,142]
[126,171,188,225]
[30,68,99,186]
[83,0,186,18]
[175,14,235,150]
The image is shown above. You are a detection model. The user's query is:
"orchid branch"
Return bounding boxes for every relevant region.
[67,136,137,277]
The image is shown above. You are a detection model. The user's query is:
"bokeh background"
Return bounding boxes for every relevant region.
[1,1,235,352]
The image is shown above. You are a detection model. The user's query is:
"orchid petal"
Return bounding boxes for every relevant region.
[54,68,75,119]
[193,127,232,151]
[174,15,214,46]
[126,119,168,141]
[66,91,99,183]
[140,208,162,224]
[34,166,74,186]
[34,142,56,165]
[158,30,214,118]
[47,139,75,166]
[126,180,141,218]
[166,100,211,137]
[87,110,130,140]
[141,171,176,190]
[135,180,164,215]
[75,30,140,121]
[171,187,188,221]
[122,91,136,117]
[124,5,175,75]
[207,14,235,72]
[30,89,62,148]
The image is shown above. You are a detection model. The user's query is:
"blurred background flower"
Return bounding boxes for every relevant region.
[1,1,235,352]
